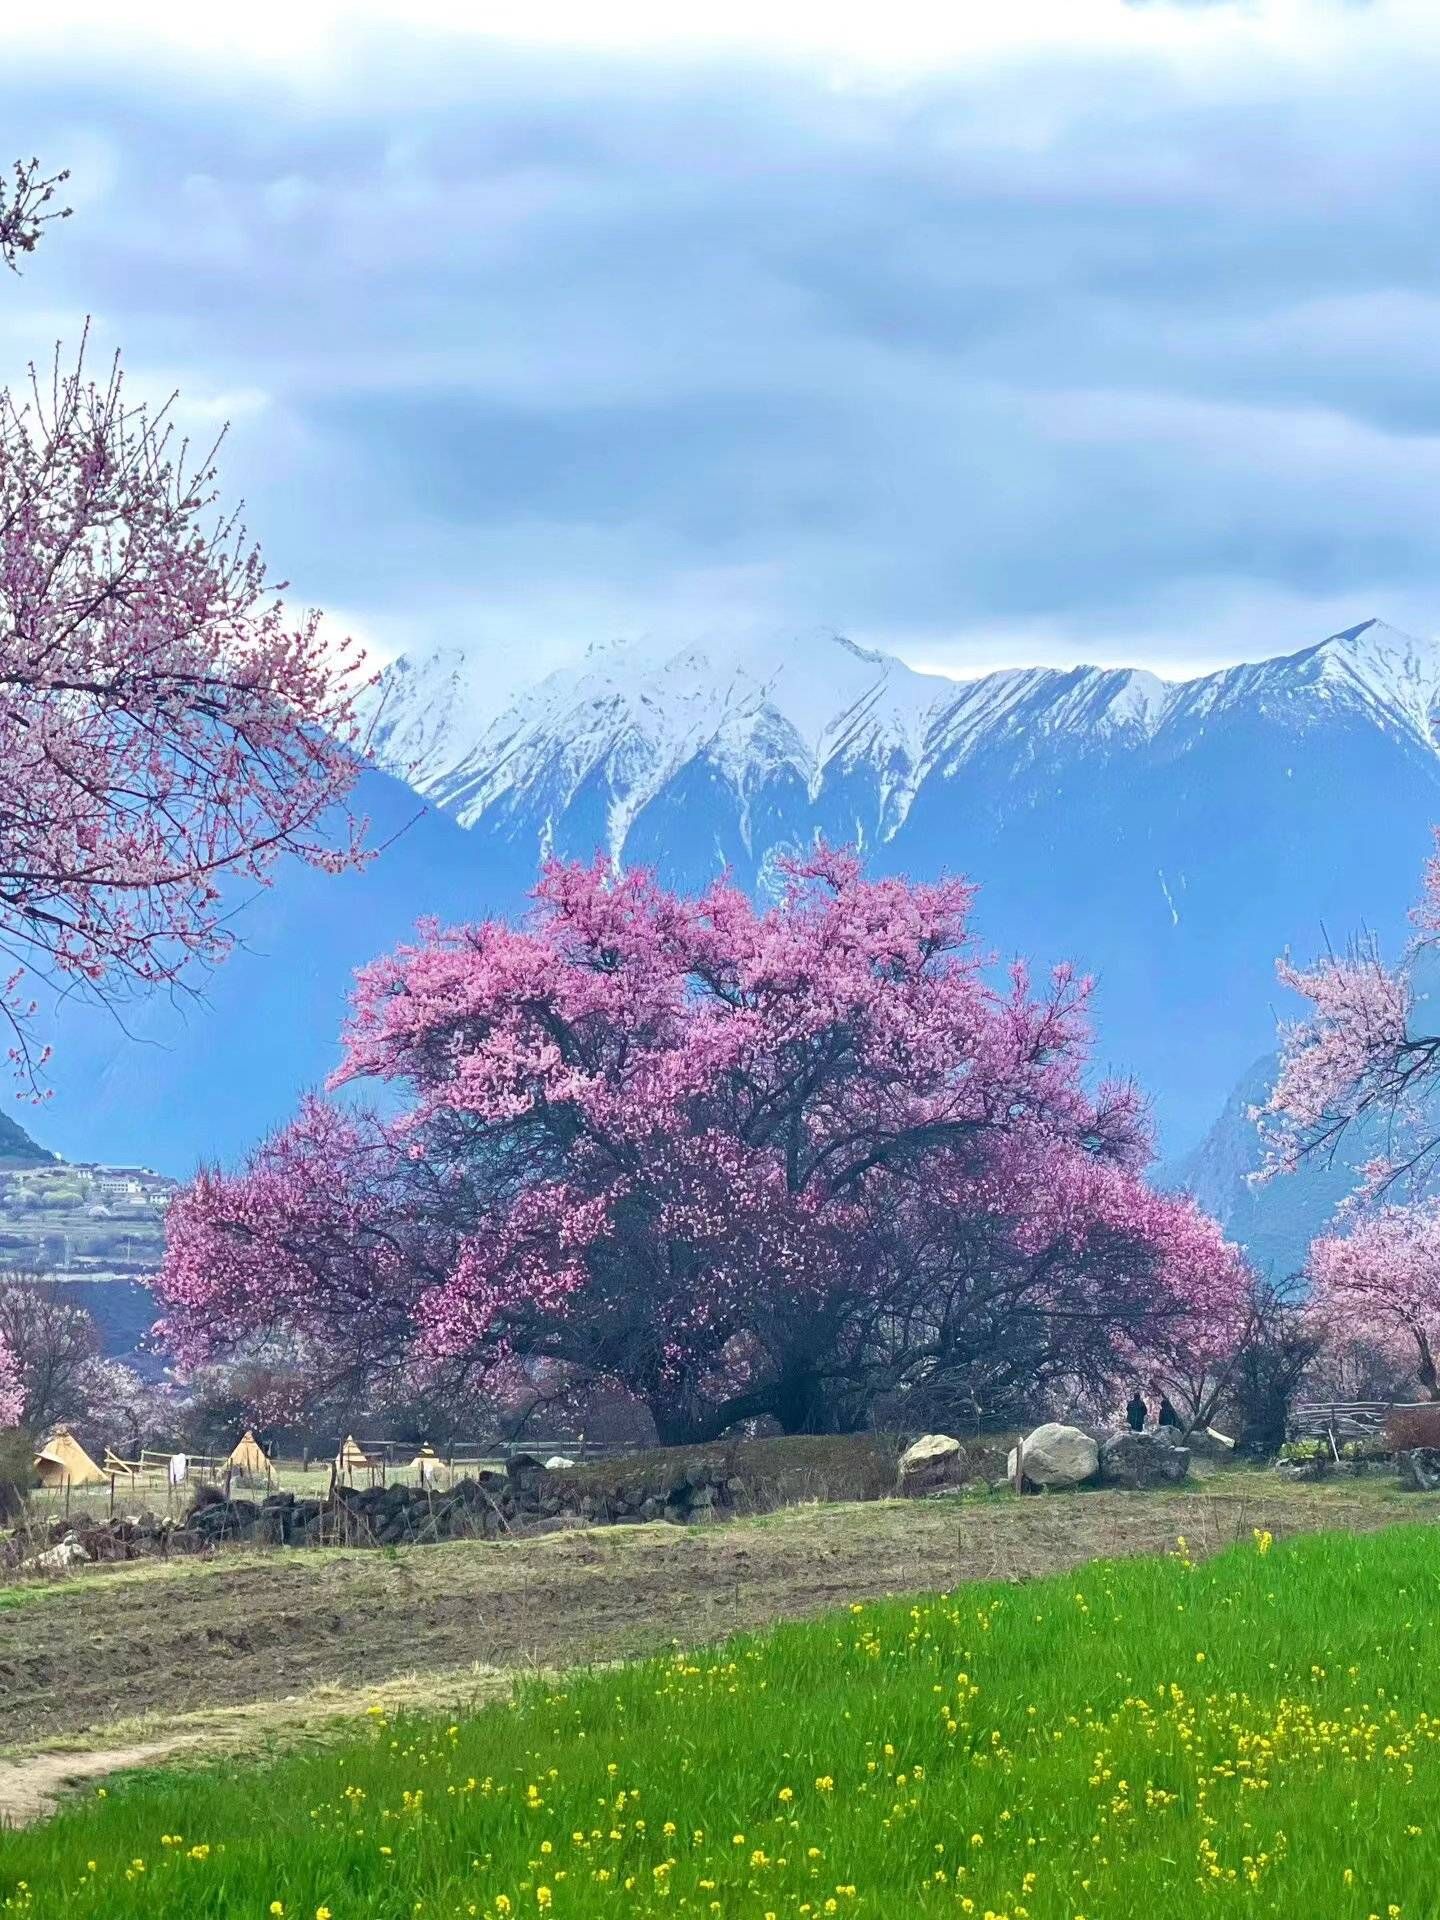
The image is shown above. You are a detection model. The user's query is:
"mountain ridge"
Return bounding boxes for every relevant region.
[368,616,1440,867]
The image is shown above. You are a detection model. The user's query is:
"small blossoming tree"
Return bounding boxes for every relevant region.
[160,851,1248,1439]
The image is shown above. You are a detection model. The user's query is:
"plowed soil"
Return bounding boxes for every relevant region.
[2,1480,1424,1752]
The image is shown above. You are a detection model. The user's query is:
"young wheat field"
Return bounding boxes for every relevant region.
[3,1522,1437,1918]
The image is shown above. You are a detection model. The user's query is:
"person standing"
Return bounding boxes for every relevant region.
[1126,1389,1147,1432]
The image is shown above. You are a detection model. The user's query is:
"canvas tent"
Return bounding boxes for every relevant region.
[411,1442,444,1487]
[336,1434,373,1482]
[34,1426,106,1488]
[227,1429,272,1478]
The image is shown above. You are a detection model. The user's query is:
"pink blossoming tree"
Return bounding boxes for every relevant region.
[0,159,366,1085]
[159,851,1248,1440]
[1304,1201,1440,1395]
[1263,833,1440,1393]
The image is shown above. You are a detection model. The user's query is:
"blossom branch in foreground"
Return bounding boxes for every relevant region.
[0,158,70,270]
[0,339,369,1083]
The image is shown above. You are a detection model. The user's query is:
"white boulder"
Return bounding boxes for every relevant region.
[25,1534,90,1572]
[1007,1423,1099,1488]
[544,1455,576,1471]
[898,1433,964,1492]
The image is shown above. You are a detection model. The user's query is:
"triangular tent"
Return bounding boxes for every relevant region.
[33,1425,106,1488]
[410,1442,441,1470]
[337,1434,370,1470]
[227,1429,271,1476]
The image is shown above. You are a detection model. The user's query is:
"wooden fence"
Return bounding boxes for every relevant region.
[1288,1400,1440,1442]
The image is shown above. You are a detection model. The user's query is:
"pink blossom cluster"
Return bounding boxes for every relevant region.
[0,1335,21,1429]
[1258,945,1414,1181]
[160,848,1249,1435]
[0,157,68,270]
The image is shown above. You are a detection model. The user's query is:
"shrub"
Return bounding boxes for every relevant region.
[1384,1403,1440,1451]
[0,1423,32,1521]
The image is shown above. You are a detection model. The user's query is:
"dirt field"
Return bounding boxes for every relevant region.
[3,1474,1432,1763]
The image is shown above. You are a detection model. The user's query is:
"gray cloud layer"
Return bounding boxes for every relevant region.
[5,9,1440,691]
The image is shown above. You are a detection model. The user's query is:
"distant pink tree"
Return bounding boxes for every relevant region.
[0,159,366,1083]
[160,850,1248,1440]
[1306,1202,1440,1396]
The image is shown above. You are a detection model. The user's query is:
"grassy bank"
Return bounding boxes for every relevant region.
[5,1519,1440,1915]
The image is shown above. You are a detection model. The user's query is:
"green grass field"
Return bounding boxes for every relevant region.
[4,1522,1438,1917]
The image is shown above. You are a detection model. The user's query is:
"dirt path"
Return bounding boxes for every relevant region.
[0,1739,204,1827]
[1,1482,1431,1824]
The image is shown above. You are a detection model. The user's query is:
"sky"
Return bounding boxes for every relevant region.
[6,0,1440,701]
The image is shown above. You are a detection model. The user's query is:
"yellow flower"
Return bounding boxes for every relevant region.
[778,1787,795,1803]
[269,1906,285,1917]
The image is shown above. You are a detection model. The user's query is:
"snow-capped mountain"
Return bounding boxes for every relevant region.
[34,617,1440,1194]
[370,618,1440,872]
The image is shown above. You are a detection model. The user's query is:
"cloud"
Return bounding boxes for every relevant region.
[4,3,1440,686]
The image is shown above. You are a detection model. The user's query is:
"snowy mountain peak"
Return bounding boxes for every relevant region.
[1295,617,1440,746]
[366,617,1440,867]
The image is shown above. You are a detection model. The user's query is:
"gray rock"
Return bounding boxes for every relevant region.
[1184,1426,1236,1460]
[1102,1429,1191,1488]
